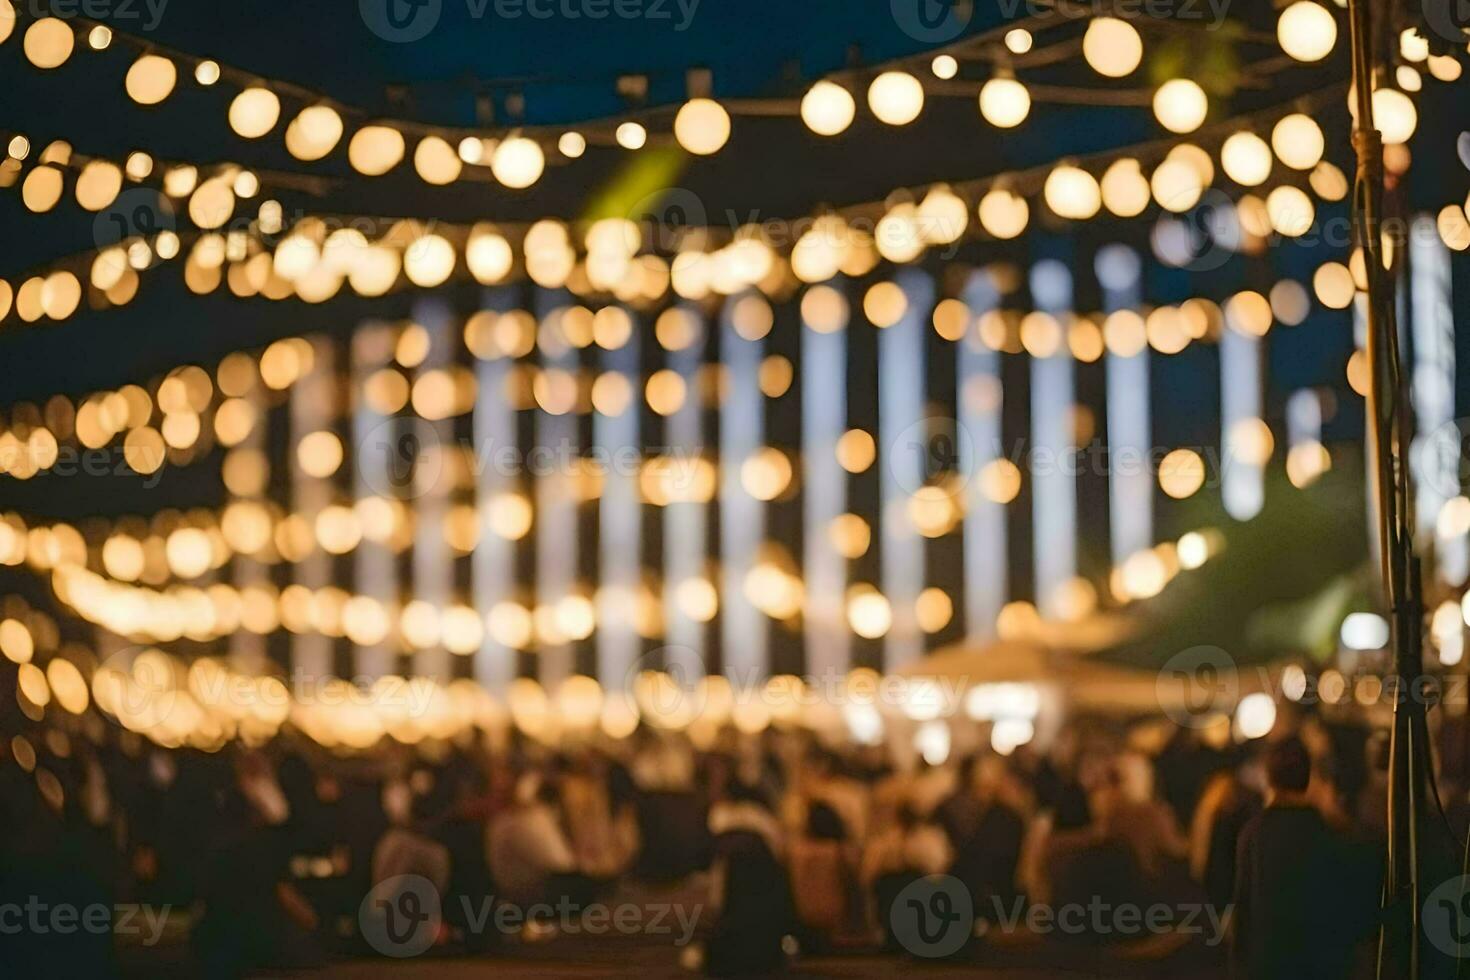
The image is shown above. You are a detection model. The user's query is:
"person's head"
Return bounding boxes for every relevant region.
[806,801,846,841]
[1264,737,1312,796]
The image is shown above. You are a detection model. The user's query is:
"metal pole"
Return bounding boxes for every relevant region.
[1347,0,1430,976]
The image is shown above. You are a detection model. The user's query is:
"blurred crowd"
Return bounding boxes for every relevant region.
[0,703,1397,978]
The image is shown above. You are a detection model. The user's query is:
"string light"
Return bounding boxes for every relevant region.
[673,98,731,155]
[228,88,281,139]
[1153,79,1208,134]
[978,76,1030,128]
[1277,1,1337,62]
[801,80,856,136]
[867,71,924,126]
[615,122,647,149]
[1083,17,1143,77]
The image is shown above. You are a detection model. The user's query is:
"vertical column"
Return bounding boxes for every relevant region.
[351,323,398,680]
[535,291,578,688]
[412,299,454,680]
[290,337,337,681]
[1355,296,1381,574]
[1220,315,1264,521]
[229,382,269,672]
[1286,389,1326,486]
[802,283,850,676]
[880,269,933,669]
[1097,245,1151,565]
[721,292,768,686]
[472,292,520,691]
[595,306,641,692]
[1410,214,1466,584]
[959,271,1006,642]
[664,304,707,681]
[1029,259,1077,620]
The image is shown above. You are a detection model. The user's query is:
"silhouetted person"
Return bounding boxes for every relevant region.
[1232,737,1356,979]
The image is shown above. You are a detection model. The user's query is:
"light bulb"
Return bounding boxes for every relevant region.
[867,71,924,126]
[978,77,1030,128]
[1153,79,1207,134]
[800,81,856,136]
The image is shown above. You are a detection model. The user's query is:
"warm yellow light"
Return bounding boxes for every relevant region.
[1271,113,1324,170]
[24,18,73,69]
[740,447,793,501]
[615,122,647,149]
[1150,157,1203,213]
[1100,158,1150,217]
[285,106,344,161]
[1221,131,1272,186]
[1083,17,1142,77]
[229,87,281,139]
[188,176,235,230]
[978,77,1030,128]
[125,55,177,105]
[674,98,731,155]
[75,160,123,211]
[1266,185,1314,237]
[486,492,533,540]
[297,430,343,478]
[1153,79,1208,134]
[194,60,220,85]
[1368,87,1416,144]
[1225,290,1273,337]
[404,234,456,286]
[847,586,892,639]
[1277,1,1337,62]
[930,54,958,79]
[863,281,908,327]
[836,429,876,473]
[977,458,1021,503]
[491,136,545,188]
[1044,165,1101,219]
[1229,417,1275,466]
[558,131,586,158]
[348,126,406,175]
[1159,448,1206,498]
[414,135,463,185]
[867,71,924,126]
[828,513,871,558]
[978,187,1029,238]
[21,165,63,212]
[801,80,856,136]
[1004,28,1033,54]
[465,226,513,284]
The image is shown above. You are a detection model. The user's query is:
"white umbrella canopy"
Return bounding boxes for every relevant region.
[897,637,1270,717]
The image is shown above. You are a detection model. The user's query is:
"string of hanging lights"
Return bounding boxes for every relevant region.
[2,77,1406,337]
[0,0,1389,195]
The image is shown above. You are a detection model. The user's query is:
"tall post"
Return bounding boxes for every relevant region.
[1347,0,1429,975]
